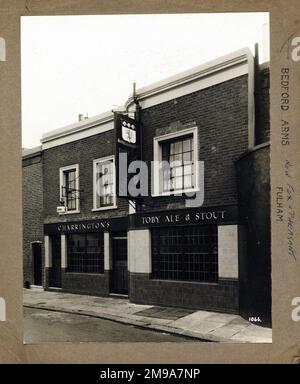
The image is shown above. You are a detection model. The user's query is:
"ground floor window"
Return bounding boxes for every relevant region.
[151,225,218,282]
[67,233,104,273]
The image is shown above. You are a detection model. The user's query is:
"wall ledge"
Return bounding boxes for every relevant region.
[236,141,270,162]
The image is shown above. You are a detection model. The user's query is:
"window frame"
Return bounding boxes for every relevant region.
[67,232,104,274]
[151,225,218,283]
[152,126,199,197]
[92,155,117,211]
[59,164,80,214]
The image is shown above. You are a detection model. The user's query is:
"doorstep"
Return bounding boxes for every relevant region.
[109,293,129,299]
[46,287,63,293]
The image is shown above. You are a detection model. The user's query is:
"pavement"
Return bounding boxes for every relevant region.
[23,288,272,343]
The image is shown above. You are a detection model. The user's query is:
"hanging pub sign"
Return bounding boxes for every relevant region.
[115,112,140,153]
[114,112,141,198]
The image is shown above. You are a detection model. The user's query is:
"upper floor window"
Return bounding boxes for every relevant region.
[93,155,116,211]
[161,135,194,192]
[59,164,80,213]
[153,126,198,196]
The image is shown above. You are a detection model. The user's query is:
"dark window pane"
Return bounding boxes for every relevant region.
[151,226,218,282]
[161,135,194,192]
[63,169,77,211]
[96,159,115,208]
[67,233,104,274]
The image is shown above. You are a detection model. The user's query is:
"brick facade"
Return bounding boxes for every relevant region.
[22,148,44,285]
[255,66,270,145]
[129,273,239,314]
[43,129,129,224]
[60,269,110,296]
[140,75,249,211]
[22,50,271,322]
[236,143,271,326]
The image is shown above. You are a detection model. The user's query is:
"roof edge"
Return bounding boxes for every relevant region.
[22,145,42,159]
[41,110,114,144]
[40,47,253,147]
[125,47,252,109]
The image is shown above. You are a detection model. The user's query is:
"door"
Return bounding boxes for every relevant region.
[111,233,128,295]
[49,235,61,288]
[32,242,42,286]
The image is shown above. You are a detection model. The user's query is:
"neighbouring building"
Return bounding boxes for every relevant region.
[23,146,43,287]
[23,47,271,326]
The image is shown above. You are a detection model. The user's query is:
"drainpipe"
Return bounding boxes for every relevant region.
[254,43,260,147]
[132,83,143,212]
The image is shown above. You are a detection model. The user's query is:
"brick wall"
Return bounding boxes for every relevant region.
[236,143,271,326]
[60,269,110,296]
[43,129,129,223]
[139,75,249,212]
[22,152,44,285]
[42,70,269,219]
[255,66,270,145]
[129,273,239,314]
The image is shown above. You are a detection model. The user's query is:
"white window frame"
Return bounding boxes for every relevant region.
[152,126,199,197]
[92,155,117,211]
[59,164,80,214]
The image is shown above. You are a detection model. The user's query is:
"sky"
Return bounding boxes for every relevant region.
[21,13,269,149]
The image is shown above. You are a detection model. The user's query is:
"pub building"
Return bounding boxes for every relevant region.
[23,47,271,325]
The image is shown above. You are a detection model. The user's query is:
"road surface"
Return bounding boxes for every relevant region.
[24,307,200,343]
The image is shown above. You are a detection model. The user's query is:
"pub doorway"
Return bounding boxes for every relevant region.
[49,235,62,288]
[110,232,128,295]
[32,242,42,286]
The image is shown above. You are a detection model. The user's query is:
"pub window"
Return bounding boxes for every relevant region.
[93,155,116,210]
[59,164,80,213]
[67,233,104,273]
[153,126,198,196]
[161,135,194,192]
[151,225,218,282]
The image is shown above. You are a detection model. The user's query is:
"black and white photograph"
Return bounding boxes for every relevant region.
[21,13,272,344]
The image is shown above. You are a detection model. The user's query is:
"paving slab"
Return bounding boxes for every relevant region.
[208,324,251,339]
[135,306,194,320]
[205,312,241,324]
[171,310,218,328]
[230,324,272,343]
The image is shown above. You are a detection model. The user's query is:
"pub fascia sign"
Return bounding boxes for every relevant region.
[57,221,110,232]
[134,206,238,227]
[141,210,225,225]
[44,216,129,235]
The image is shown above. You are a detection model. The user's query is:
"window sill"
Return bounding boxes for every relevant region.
[152,188,199,197]
[65,271,105,276]
[150,277,219,286]
[59,210,80,215]
[92,205,118,212]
